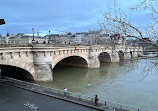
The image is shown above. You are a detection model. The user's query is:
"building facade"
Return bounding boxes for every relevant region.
[0,30,127,46]
[0,33,45,44]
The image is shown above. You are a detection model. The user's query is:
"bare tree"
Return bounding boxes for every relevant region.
[100,0,141,38]
[130,0,158,40]
[130,0,158,23]
[99,0,158,80]
[100,0,157,41]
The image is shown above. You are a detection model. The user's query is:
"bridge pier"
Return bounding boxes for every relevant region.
[124,52,139,60]
[124,52,132,59]
[88,49,100,68]
[34,63,52,82]
[110,52,119,62]
[88,58,100,68]
[33,51,53,82]
[131,52,138,59]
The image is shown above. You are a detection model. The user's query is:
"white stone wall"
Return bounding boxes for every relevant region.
[0,48,35,79]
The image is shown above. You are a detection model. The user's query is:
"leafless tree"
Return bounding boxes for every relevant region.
[99,0,158,80]
[100,0,157,41]
[130,0,158,40]
[100,0,141,38]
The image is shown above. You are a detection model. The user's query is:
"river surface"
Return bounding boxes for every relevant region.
[37,58,158,111]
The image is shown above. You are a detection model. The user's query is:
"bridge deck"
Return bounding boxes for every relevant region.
[0,83,103,111]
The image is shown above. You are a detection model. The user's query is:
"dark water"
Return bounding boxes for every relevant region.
[37,58,158,111]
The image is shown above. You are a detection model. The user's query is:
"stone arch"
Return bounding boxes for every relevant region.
[0,65,34,81]
[118,50,124,62]
[98,52,111,62]
[0,59,35,81]
[52,55,89,69]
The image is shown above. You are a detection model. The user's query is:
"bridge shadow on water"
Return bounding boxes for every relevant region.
[0,65,34,82]
[53,64,88,75]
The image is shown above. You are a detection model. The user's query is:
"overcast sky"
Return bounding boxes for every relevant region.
[0,0,153,36]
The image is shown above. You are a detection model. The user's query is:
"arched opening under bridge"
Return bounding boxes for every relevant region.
[53,56,88,81]
[0,65,34,81]
[98,52,111,63]
[54,56,88,69]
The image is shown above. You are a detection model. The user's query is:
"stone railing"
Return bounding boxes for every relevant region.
[0,43,89,48]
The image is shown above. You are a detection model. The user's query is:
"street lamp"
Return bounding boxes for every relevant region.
[48,30,50,43]
[32,28,35,42]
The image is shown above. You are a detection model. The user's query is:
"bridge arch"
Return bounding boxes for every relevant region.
[0,59,35,81]
[98,52,111,62]
[52,55,89,69]
[0,65,34,81]
[118,50,124,62]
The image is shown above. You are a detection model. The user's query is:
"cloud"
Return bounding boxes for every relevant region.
[0,0,155,36]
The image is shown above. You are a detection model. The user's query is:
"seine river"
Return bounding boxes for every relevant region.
[37,57,158,111]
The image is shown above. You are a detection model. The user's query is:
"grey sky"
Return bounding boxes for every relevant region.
[0,0,153,36]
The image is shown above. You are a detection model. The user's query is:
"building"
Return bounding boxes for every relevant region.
[0,30,127,46]
[0,33,45,44]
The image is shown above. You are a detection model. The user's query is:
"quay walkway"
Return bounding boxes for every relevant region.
[0,83,98,111]
[0,77,149,111]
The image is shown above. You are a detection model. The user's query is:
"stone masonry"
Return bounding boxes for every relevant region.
[0,45,142,82]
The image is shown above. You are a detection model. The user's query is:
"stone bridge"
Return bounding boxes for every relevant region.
[0,45,142,82]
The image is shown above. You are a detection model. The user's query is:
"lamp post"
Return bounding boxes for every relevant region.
[32,28,35,42]
[48,30,50,43]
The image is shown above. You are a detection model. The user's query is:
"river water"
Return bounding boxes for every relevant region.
[37,57,158,111]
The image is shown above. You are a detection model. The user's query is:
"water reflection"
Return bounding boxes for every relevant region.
[118,60,125,66]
